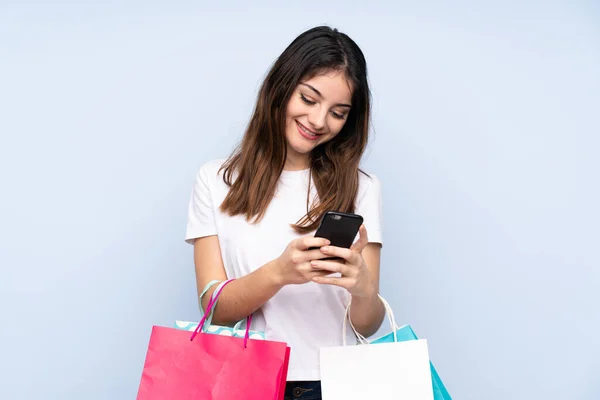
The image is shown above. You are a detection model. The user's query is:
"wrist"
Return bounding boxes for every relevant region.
[265,258,286,289]
[352,289,377,303]
[353,278,378,300]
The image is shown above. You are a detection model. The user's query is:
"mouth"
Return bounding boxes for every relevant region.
[296,121,322,141]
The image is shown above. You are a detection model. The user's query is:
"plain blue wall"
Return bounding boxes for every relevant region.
[1,2,598,399]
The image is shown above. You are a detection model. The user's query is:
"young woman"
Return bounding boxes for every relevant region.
[185,26,385,399]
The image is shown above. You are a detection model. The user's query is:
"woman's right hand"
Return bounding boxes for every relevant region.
[273,236,333,285]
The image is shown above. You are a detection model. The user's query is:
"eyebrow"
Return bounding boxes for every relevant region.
[300,83,352,108]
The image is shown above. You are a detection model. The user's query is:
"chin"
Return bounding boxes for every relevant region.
[286,130,316,155]
[288,140,314,155]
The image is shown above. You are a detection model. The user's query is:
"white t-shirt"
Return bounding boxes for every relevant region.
[185,158,383,381]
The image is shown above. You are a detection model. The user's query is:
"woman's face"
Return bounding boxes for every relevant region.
[284,71,353,169]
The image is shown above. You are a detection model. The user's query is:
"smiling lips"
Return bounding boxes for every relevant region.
[296,121,323,141]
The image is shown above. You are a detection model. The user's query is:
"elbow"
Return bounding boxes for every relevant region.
[354,317,384,339]
[202,306,236,327]
[350,301,387,338]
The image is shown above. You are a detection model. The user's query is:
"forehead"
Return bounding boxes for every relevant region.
[300,71,353,104]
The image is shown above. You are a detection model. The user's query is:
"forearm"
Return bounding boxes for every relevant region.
[201,259,284,325]
[349,290,385,338]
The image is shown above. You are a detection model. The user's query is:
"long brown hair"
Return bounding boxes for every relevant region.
[219,26,371,234]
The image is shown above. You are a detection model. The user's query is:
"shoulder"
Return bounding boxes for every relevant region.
[355,170,382,208]
[198,158,227,178]
[190,158,229,198]
[358,170,381,195]
[194,158,228,185]
[354,170,383,242]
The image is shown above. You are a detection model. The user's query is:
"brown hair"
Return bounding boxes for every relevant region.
[219,26,371,234]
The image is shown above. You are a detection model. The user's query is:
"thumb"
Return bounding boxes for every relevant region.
[350,224,369,252]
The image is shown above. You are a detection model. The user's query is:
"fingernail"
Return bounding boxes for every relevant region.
[321,246,330,252]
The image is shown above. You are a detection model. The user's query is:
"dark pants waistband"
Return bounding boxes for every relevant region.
[284,381,322,400]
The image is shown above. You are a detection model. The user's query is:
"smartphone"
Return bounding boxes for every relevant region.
[312,211,364,250]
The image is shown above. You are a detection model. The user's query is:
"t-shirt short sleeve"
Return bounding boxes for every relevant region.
[185,165,218,244]
[355,173,383,246]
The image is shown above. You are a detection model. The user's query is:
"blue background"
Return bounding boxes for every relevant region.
[1,1,598,399]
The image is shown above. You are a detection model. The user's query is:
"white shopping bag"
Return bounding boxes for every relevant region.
[320,295,434,400]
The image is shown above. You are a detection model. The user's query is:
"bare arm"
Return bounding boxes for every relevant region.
[193,234,331,325]
[348,242,385,337]
[193,236,282,325]
[311,226,386,338]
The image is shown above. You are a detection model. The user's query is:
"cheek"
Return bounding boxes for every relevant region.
[327,118,347,137]
[317,120,345,145]
[286,98,305,120]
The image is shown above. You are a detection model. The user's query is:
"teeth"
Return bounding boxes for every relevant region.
[299,123,317,136]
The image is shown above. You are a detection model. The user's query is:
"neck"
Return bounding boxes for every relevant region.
[283,152,310,171]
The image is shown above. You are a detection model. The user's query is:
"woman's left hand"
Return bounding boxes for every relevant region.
[310,225,375,298]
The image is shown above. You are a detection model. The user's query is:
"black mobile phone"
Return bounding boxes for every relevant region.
[312,211,364,249]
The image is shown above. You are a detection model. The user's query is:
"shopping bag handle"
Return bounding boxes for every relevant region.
[198,279,221,328]
[198,279,248,336]
[190,279,253,348]
[199,279,222,308]
[342,294,399,345]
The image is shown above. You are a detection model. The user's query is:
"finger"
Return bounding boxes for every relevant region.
[310,260,351,276]
[297,264,337,280]
[310,269,338,279]
[298,248,337,263]
[319,245,353,261]
[297,236,331,250]
[312,275,355,289]
[350,224,369,252]
[296,263,333,275]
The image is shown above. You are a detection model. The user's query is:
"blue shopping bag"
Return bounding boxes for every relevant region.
[372,325,451,400]
[345,296,452,400]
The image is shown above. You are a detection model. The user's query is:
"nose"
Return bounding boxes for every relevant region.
[307,106,327,131]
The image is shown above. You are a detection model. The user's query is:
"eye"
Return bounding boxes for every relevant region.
[300,94,317,105]
[331,111,346,120]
